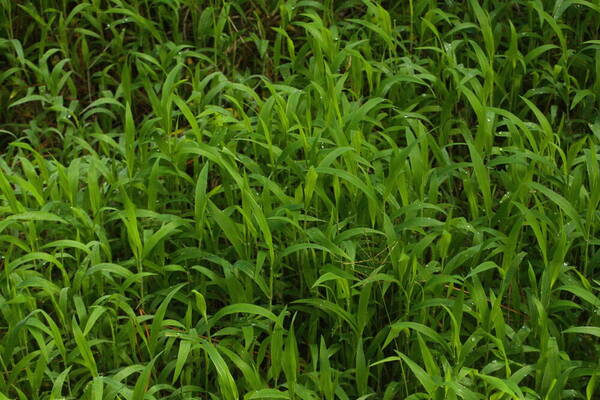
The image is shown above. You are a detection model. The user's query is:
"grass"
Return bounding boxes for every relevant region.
[0,0,599,398]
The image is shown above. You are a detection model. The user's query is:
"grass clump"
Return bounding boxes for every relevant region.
[0,0,599,399]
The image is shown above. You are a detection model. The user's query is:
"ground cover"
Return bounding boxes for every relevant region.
[0,0,599,398]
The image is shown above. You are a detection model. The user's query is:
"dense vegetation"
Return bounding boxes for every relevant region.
[1,0,599,398]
